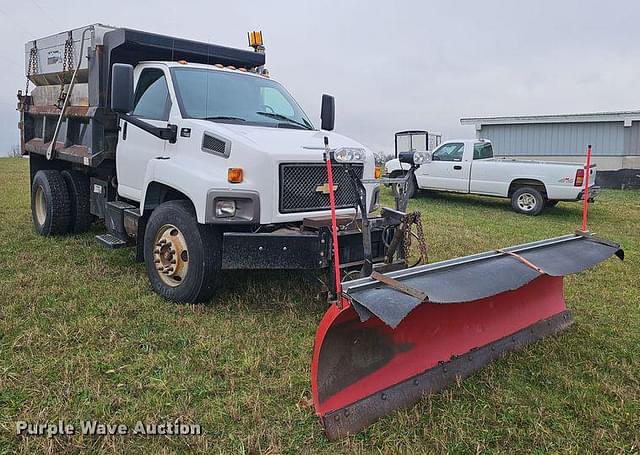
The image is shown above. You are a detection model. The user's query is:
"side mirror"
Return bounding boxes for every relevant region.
[111,63,134,114]
[320,94,335,131]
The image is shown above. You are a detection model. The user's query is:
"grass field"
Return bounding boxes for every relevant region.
[0,156,638,454]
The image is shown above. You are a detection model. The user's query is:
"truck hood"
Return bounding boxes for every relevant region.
[188,120,370,159]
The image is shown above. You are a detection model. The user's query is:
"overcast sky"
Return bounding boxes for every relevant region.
[1,0,639,155]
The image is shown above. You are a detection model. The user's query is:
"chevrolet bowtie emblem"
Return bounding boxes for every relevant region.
[315,183,337,194]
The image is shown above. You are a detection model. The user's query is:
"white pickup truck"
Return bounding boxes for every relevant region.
[385,138,598,215]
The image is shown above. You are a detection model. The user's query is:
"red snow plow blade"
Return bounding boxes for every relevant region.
[311,233,623,440]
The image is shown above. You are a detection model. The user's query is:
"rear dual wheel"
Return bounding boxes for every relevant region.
[144,200,222,303]
[31,170,72,235]
[61,170,93,233]
[31,169,93,236]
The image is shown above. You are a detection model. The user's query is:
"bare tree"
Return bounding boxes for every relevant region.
[9,145,21,157]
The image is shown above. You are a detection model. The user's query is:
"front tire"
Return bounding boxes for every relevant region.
[144,200,221,303]
[511,187,545,215]
[31,170,72,235]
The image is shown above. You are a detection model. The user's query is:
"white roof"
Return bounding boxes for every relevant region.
[461,110,640,126]
[140,61,266,79]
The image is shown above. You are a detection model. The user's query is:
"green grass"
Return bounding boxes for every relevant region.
[0,156,638,454]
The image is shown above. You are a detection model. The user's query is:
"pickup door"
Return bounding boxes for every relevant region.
[467,142,507,196]
[416,142,470,192]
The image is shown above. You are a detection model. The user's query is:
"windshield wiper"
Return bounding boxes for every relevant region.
[255,112,312,130]
[202,116,246,122]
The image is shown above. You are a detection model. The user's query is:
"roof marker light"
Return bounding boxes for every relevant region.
[248,31,263,48]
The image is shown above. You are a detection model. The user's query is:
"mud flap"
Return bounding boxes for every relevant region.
[311,234,623,440]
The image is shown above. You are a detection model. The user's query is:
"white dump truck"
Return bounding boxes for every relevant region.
[19,24,415,302]
[385,135,598,215]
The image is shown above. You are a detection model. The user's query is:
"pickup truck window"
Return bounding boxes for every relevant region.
[170,67,313,130]
[473,143,493,160]
[132,68,171,121]
[432,143,464,162]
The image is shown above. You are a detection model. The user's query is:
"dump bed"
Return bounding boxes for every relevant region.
[19,24,265,167]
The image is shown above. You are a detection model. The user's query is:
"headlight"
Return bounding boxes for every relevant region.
[215,200,236,217]
[413,151,432,165]
[333,147,366,163]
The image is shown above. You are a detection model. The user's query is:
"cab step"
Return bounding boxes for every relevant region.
[95,233,129,249]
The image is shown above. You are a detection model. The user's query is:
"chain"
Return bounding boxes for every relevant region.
[402,212,429,266]
[56,33,75,108]
[414,212,429,263]
[25,43,39,96]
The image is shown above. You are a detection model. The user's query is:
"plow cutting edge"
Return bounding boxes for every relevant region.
[311,233,623,439]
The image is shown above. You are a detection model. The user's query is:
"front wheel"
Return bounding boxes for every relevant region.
[144,200,221,303]
[511,187,545,215]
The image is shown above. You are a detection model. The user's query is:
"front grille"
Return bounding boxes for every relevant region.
[279,163,364,213]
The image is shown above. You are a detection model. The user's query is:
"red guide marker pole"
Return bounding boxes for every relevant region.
[581,145,592,232]
[324,137,342,298]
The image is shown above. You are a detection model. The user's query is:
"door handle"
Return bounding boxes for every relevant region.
[453,165,462,170]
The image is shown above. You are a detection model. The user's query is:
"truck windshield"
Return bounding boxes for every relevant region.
[170,67,314,130]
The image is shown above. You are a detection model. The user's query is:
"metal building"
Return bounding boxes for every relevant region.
[460,111,640,188]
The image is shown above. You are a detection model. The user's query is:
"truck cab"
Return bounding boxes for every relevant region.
[115,61,377,225]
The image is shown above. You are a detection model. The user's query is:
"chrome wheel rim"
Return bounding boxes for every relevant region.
[34,186,47,226]
[516,193,536,212]
[153,224,189,287]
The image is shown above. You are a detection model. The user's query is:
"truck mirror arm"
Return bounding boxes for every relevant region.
[119,114,177,144]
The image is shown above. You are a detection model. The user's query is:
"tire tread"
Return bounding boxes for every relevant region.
[31,170,72,235]
[61,170,93,233]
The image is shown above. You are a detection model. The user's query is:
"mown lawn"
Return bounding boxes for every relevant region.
[0,156,638,454]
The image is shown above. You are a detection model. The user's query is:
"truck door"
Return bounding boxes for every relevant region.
[116,67,172,201]
[417,142,470,192]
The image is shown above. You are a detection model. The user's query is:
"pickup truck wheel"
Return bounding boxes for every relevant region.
[144,200,221,303]
[61,170,93,233]
[31,170,72,236]
[511,187,545,215]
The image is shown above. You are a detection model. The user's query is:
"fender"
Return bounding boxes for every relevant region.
[141,156,228,223]
[384,158,412,176]
[507,177,548,198]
